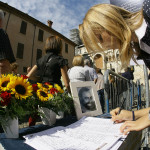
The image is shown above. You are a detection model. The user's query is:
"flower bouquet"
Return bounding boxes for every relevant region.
[22,79,74,126]
[0,73,74,128]
[0,74,33,138]
[26,82,74,118]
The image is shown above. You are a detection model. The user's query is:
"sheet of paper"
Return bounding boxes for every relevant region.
[66,117,123,136]
[24,117,125,150]
[65,117,125,150]
[24,126,65,140]
[0,144,4,150]
[110,138,126,150]
[24,126,101,150]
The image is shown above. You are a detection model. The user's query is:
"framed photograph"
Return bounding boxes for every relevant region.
[70,81,102,120]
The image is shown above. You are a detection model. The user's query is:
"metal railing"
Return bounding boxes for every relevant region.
[104,69,144,113]
[104,66,150,149]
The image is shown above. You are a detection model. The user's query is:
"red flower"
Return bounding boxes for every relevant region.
[0,91,11,106]
[44,82,51,85]
[50,88,58,94]
[32,84,38,92]
[21,75,28,80]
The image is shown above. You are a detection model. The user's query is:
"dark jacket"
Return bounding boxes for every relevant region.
[122,71,134,80]
[36,52,67,87]
[0,28,16,63]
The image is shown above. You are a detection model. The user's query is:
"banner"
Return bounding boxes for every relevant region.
[110,0,144,12]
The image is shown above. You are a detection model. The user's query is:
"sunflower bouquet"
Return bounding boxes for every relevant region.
[0,74,33,125]
[0,74,74,126]
[26,82,74,116]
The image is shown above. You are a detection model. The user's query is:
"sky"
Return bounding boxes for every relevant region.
[1,0,110,38]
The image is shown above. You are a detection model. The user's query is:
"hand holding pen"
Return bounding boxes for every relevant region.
[113,108,122,124]
[110,108,134,124]
[111,98,127,124]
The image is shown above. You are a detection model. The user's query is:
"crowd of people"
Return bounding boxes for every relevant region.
[1,0,150,141]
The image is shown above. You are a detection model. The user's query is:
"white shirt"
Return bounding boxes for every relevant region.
[68,66,91,82]
[135,19,150,54]
[130,19,147,65]
[96,73,104,91]
[84,65,98,81]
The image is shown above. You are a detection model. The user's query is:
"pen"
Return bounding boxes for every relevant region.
[113,108,122,124]
[113,98,126,124]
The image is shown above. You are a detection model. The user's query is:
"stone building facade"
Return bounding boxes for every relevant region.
[76,45,146,85]
[0,2,76,74]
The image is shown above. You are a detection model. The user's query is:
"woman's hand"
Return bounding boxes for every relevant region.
[120,114,150,135]
[110,107,132,123]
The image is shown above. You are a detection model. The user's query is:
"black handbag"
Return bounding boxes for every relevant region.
[37,53,53,83]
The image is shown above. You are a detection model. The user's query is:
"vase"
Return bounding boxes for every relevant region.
[2,117,19,138]
[56,111,64,119]
[38,107,56,126]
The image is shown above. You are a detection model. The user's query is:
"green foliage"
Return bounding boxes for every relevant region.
[25,92,75,116]
[0,97,28,125]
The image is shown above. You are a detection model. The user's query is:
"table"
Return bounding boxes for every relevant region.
[0,116,142,150]
[118,131,142,150]
[0,116,77,150]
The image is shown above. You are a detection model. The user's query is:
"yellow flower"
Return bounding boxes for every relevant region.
[0,74,14,91]
[37,83,43,89]
[54,84,64,93]
[7,76,33,100]
[59,89,64,93]
[37,88,53,101]
[37,82,53,90]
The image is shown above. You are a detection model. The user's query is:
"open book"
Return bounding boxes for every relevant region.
[24,117,126,150]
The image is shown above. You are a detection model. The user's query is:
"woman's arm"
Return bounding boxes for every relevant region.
[26,65,38,78]
[110,107,150,123]
[134,107,150,120]
[61,66,71,94]
[120,114,150,135]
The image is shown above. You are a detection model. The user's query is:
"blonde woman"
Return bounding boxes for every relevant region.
[79,1,150,134]
[79,2,150,69]
[68,55,91,82]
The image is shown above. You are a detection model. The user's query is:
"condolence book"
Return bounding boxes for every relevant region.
[24,117,126,150]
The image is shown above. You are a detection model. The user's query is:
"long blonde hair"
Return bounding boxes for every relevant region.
[79,4,143,68]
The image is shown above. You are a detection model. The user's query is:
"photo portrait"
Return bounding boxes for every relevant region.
[77,87,96,113]
[70,81,102,120]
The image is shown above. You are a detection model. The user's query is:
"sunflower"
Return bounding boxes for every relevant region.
[37,82,53,90]
[7,76,33,100]
[54,84,64,93]
[37,88,53,101]
[0,74,14,91]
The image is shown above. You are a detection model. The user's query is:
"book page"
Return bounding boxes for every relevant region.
[66,116,123,136]
[24,117,125,150]
[24,125,102,150]
[0,144,4,150]
[24,126,65,140]
[65,117,125,150]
